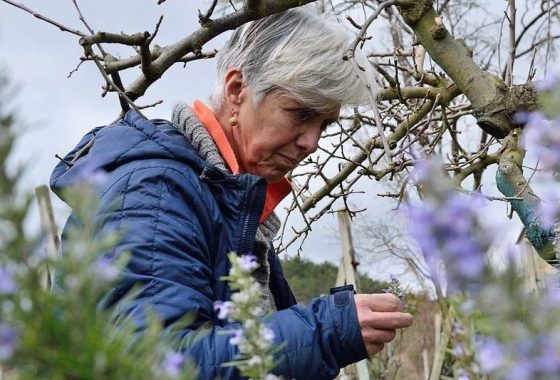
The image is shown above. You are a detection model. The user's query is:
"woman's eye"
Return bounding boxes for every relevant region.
[294,108,316,121]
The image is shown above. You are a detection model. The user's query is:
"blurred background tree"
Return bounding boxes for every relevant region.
[281,256,387,303]
[0,71,32,254]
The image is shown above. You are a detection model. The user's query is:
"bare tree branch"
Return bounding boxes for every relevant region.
[199,0,219,26]
[300,86,463,213]
[71,0,131,113]
[2,0,86,36]
[119,0,319,100]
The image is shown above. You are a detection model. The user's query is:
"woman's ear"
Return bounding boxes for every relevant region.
[223,68,245,109]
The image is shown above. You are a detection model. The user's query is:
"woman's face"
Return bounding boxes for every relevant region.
[232,89,339,183]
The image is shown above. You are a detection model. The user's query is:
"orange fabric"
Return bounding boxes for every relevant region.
[192,100,240,174]
[260,177,292,223]
[191,100,292,222]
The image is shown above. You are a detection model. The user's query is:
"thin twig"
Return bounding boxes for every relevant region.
[71,0,131,112]
[83,45,144,117]
[148,15,164,45]
[346,15,362,30]
[545,0,553,77]
[505,0,516,86]
[71,0,95,35]
[199,0,219,26]
[138,100,164,110]
[457,187,524,202]
[2,0,86,36]
[345,0,414,164]
[67,58,86,78]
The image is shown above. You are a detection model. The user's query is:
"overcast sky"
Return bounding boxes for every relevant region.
[1,1,549,289]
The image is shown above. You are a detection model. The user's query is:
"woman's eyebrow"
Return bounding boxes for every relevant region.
[285,105,315,112]
[285,106,317,119]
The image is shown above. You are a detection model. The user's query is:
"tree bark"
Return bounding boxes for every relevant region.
[396,0,538,139]
[495,130,556,261]
[397,0,557,258]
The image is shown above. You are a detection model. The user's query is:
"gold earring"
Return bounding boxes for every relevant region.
[228,113,238,127]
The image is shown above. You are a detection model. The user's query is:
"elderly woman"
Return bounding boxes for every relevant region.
[51,7,412,380]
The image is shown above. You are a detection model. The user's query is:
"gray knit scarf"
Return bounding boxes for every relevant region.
[171,103,280,313]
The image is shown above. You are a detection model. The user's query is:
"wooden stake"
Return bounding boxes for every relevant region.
[35,185,59,290]
[336,210,370,380]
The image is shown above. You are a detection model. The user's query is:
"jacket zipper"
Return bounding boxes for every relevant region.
[237,178,267,255]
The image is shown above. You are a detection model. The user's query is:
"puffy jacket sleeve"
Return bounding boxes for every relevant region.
[85,164,368,379]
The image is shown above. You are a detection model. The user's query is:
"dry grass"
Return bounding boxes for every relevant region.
[369,294,440,380]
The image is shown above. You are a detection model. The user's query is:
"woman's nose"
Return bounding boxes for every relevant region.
[296,125,321,154]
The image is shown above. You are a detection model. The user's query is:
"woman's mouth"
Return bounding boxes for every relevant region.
[277,153,299,168]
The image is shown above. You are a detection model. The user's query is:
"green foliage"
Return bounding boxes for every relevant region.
[280,255,387,303]
[220,253,281,379]
[1,186,197,379]
[0,74,32,253]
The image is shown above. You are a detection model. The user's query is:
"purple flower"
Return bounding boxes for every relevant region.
[523,115,560,171]
[75,159,108,186]
[0,267,15,294]
[513,111,547,125]
[161,351,184,377]
[536,191,559,229]
[476,337,506,374]
[213,300,233,320]
[538,356,560,376]
[229,329,244,346]
[411,158,454,198]
[239,255,258,272]
[93,256,120,283]
[0,324,17,361]
[452,321,463,336]
[508,336,560,378]
[453,344,464,357]
[526,113,552,132]
[31,238,49,263]
[535,72,560,92]
[259,326,275,343]
[507,360,533,380]
[408,192,489,294]
[412,158,433,183]
[408,207,439,261]
[446,237,485,278]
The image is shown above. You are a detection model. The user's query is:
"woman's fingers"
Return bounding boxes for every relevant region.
[360,328,396,344]
[362,311,414,330]
[365,342,385,357]
[354,293,414,357]
[355,293,404,312]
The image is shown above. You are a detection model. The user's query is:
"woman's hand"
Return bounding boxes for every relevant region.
[354,293,413,357]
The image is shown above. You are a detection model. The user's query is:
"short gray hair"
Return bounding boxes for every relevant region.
[211,7,373,113]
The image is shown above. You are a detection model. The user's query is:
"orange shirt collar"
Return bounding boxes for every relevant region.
[191,100,292,222]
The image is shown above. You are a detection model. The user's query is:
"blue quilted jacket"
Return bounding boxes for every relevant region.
[50,110,367,379]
